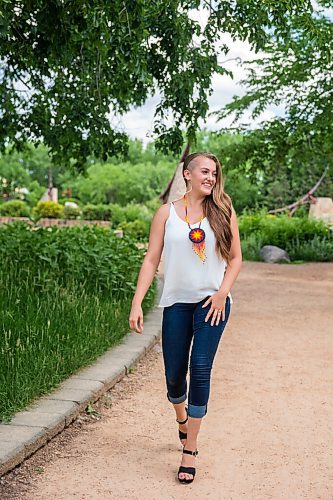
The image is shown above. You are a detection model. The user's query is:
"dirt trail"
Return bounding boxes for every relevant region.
[1,262,333,500]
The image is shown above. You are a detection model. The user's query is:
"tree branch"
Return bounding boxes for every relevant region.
[268,167,328,216]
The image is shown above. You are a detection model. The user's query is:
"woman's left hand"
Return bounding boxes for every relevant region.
[202,292,228,326]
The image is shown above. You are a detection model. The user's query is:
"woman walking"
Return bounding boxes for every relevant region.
[129,152,242,484]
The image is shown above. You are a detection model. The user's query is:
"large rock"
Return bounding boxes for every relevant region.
[260,245,290,263]
[64,201,79,208]
[309,197,333,226]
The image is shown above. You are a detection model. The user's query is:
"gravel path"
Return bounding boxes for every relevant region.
[1,262,332,499]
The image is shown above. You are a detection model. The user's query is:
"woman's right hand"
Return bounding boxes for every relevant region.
[129,302,144,334]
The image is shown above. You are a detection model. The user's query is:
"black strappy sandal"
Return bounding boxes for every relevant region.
[178,448,199,484]
[176,407,188,444]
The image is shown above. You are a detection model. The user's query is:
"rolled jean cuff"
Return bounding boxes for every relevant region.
[167,392,187,404]
[188,403,207,418]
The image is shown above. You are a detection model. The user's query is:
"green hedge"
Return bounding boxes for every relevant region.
[63,205,82,219]
[0,200,30,217]
[81,203,113,221]
[33,200,64,218]
[239,212,333,261]
[80,202,153,240]
[0,222,157,422]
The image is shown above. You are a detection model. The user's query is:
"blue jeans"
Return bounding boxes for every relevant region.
[162,295,231,418]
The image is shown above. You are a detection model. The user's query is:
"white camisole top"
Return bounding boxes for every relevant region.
[158,202,233,308]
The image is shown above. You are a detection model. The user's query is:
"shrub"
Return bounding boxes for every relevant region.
[0,200,30,217]
[33,201,64,218]
[238,210,269,237]
[239,213,331,246]
[241,234,263,261]
[81,202,154,227]
[63,205,81,219]
[118,219,150,241]
[239,212,333,262]
[286,235,333,262]
[105,204,125,224]
[82,204,112,221]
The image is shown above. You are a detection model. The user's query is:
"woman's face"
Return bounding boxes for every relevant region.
[184,156,217,195]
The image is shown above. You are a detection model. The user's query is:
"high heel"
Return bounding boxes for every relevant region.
[178,448,199,484]
[176,406,188,444]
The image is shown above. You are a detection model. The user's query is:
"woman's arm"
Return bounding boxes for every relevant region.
[202,204,242,325]
[129,203,169,333]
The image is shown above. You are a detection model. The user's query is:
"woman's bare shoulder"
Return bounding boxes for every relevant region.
[153,202,171,224]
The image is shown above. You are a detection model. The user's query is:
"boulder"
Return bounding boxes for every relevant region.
[260,245,290,263]
[309,197,333,227]
[64,201,79,208]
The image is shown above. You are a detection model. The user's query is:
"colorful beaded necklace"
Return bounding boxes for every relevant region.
[184,194,206,263]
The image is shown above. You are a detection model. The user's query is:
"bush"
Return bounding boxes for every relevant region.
[241,234,263,261]
[108,203,151,226]
[239,213,331,245]
[33,201,64,218]
[238,210,268,236]
[63,205,81,219]
[107,203,126,225]
[239,211,333,262]
[81,204,112,221]
[286,235,333,262]
[81,202,155,231]
[0,200,30,217]
[118,219,151,241]
[25,181,47,207]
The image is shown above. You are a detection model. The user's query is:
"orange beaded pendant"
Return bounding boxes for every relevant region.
[184,194,206,263]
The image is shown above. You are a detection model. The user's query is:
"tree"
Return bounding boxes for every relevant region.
[0,0,314,170]
[0,151,30,199]
[213,1,333,205]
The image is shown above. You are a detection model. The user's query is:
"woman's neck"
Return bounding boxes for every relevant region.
[184,191,206,210]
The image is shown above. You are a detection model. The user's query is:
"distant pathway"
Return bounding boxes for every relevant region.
[2,262,333,499]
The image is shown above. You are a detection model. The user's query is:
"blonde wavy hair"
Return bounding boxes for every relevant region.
[182,152,233,264]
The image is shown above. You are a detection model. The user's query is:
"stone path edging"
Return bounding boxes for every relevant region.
[0,279,163,477]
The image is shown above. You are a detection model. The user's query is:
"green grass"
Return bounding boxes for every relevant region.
[0,222,156,422]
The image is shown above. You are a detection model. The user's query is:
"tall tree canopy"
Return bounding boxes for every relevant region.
[0,0,314,170]
[214,0,333,203]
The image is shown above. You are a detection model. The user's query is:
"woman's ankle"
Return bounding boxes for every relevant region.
[183,439,197,451]
[174,403,187,423]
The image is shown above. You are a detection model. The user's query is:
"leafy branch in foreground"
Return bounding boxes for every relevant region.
[0,1,314,170]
